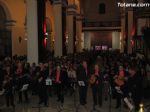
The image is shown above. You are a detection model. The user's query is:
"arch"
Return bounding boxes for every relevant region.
[0,5,6,29]
[0,1,12,57]
[0,0,12,20]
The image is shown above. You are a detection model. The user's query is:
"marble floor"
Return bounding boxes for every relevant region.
[0,88,149,112]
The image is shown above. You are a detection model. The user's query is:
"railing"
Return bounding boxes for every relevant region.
[83,21,121,27]
[135,7,150,17]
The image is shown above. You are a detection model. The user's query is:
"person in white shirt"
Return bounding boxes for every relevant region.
[67,65,76,96]
[68,66,76,79]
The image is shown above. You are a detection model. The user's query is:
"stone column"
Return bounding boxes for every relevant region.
[120,8,126,53]
[127,10,133,54]
[53,0,63,57]
[76,14,83,52]
[67,5,76,54]
[26,0,38,64]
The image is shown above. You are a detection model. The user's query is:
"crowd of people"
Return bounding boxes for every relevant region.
[0,50,150,112]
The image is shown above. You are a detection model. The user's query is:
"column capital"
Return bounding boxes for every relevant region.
[53,0,62,4]
[76,13,83,21]
[52,0,67,6]
[67,4,77,10]
[67,4,77,16]
[126,7,134,11]
[121,13,126,18]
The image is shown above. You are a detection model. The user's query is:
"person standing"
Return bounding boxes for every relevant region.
[114,66,125,109]
[15,62,24,103]
[67,65,76,96]
[3,66,15,107]
[54,65,67,109]
[0,63,4,91]
[89,64,103,111]
[76,60,89,106]
[38,63,48,106]
[128,66,142,111]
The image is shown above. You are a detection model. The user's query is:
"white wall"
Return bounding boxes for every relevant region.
[84,32,91,50]
[112,31,121,50]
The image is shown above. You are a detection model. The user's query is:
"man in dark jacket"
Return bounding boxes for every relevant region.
[76,60,89,105]
[54,65,68,104]
[38,63,48,106]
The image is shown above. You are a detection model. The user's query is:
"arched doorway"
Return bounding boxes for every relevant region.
[0,5,12,57]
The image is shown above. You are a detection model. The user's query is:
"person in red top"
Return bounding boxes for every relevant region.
[56,66,61,83]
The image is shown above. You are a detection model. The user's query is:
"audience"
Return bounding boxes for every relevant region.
[0,50,149,112]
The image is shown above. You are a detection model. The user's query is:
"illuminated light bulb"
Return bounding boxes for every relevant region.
[45,32,48,36]
[139,104,144,112]
[140,104,144,108]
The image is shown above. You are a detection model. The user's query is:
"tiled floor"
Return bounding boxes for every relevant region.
[0,88,149,112]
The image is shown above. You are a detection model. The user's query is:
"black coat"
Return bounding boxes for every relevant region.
[53,70,68,87]
[127,72,142,96]
[76,65,89,86]
[38,70,48,87]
